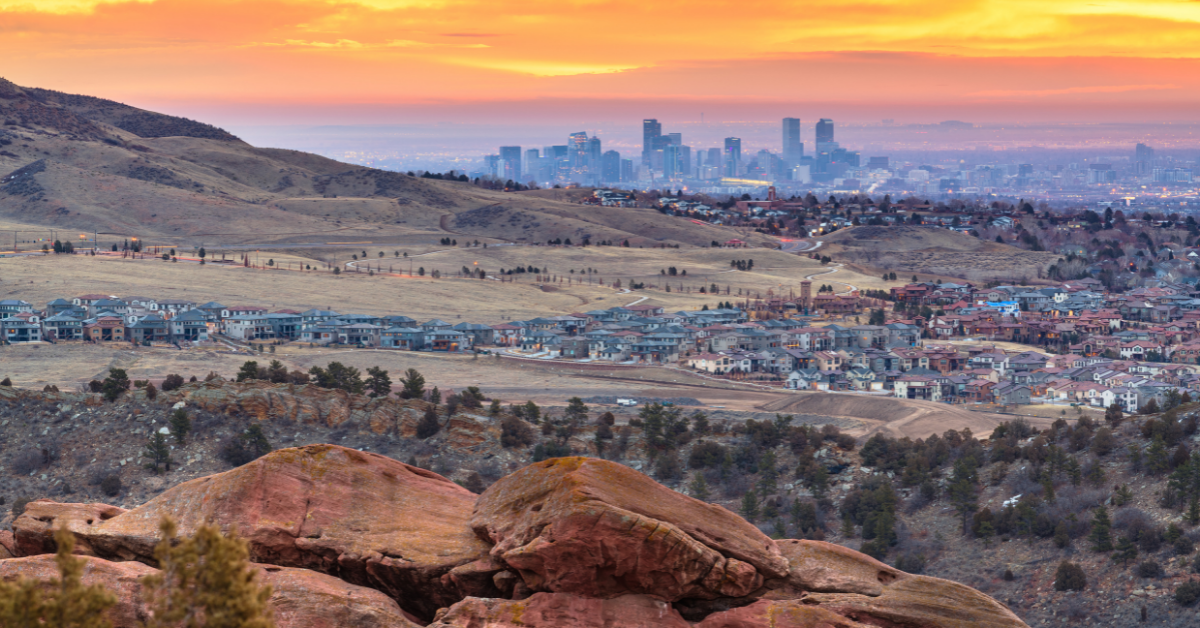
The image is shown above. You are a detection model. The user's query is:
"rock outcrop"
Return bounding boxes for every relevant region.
[9,452,1028,628]
[0,531,14,559]
[760,540,1027,628]
[470,457,789,601]
[429,593,691,628]
[14,445,490,620]
[0,554,419,628]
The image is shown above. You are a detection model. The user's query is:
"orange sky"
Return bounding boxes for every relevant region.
[3,0,1200,122]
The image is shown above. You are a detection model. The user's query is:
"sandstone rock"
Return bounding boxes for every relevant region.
[0,554,157,627]
[0,554,419,628]
[429,592,691,628]
[470,457,788,601]
[17,445,490,621]
[13,501,127,557]
[0,531,15,559]
[694,600,874,628]
[766,540,1027,628]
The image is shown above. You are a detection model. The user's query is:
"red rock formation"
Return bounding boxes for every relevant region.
[429,592,691,628]
[762,540,1027,628]
[13,501,127,557]
[0,554,419,628]
[0,531,15,559]
[694,600,873,628]
[470,457,788,601]
[14,445,490,620]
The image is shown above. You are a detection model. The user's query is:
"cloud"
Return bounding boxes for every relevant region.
[249,38,488,49]
[967,84,1182,98]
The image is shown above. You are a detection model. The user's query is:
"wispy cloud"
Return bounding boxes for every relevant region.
[967,83,1180,97]
[248,38,488,49]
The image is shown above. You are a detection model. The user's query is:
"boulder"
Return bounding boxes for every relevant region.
[0,531,14,559]
[15,445,490,621]
[13,501,127,557]
[0,554,419,628]
[694,600,873,628]
[765,540,1027,628]
[429,592,691,628]
[470,457,788,601]
[0,554,157,627]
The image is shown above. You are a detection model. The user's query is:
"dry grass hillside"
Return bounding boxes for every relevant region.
[0,78,765,248]
[821,226,1058,283]
[761,391,1026,440]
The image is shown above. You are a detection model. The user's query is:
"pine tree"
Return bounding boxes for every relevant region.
[0,527,116,628]
[1054,521,1070,549]
[365,366,391,398]
[417,405,441,439]
[142,518,273,628]
[978,520,996,548]
[689,474,710,501]
[1189,496,1200,526]
[398,368,426,399]
[1147,436,1170,475]
[740,487,760,522]
[144,431,173,474]
[1091,506,1114,552]
[168,409,191,445]
[1113,535,1138,564]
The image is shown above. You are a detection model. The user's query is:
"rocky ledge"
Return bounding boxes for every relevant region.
[5,445,1028,627]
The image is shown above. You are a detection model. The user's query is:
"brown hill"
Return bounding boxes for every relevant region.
[0,78,767,248]
[820,225,1056,283]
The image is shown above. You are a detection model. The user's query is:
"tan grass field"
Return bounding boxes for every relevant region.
[0,246,903,322]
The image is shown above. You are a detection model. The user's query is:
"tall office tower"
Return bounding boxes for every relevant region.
[620,159,633,182]
[548,145,569,180]
[484,154,500,178]
[707,147,722,169]
[586,136,602,172]
[524,149,540,180]
[783,118,803,164]
[642,119,662,165]
[664,145,692,179]
[1135,143,1156,176]
[668,132,682,147]
[723,137,742,177]
[569,132,589,172]
[816,119,834,145]
[601,150,622,183]
[499,146,522,181]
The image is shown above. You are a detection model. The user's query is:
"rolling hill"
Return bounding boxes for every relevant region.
[0,79,767,248]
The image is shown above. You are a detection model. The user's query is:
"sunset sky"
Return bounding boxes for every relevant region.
[3,0,1200,125]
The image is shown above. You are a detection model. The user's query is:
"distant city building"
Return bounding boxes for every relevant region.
[816,118,834,145]
[723,137,742,177]
[867,156,889,170]
[642,119,662,166]
[601,150,622,182]
[524,148,540,180]
[620,158,634,182]
[499,146,522,182]
[782,117,803,165]
[668,132,682,147]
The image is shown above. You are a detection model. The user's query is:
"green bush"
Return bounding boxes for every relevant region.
[1175,581,1200,606]
[1054,561,1087,591]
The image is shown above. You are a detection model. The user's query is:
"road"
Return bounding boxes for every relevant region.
[780,239,822,253]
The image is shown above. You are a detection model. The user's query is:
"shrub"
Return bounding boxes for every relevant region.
[1176,536,1195,556]
[161,373,185,391]
[1054,561,1087,591]
[10,448,43,475]
[531,441,571,462]
[893,552,926,574]
[11,495,32,517]
[1137,560,1164,579]
[1176,581,1200,606]
[417,405,442,439]
[499,416,535,448]
[1003,569,1014,582]
[100,474,122,497]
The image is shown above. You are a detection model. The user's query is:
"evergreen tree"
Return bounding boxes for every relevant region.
[0,527,116,628]
[398,368,426,399]
[740,487,760,522]
[1147,436,1171,474]
[142,518,273,628]
[417,405,441,439]
[144,432,173,474]
[168,409,191,445]
[101,368,131,402]
[236,360,260,382]
[689,474,710,501]
[1054,521,1071,549]
[564,397,589,426]
[1091,506,1114,552]
[1113,535,1138,564]
[365,366,391,398]
[1189,496,1200,526]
